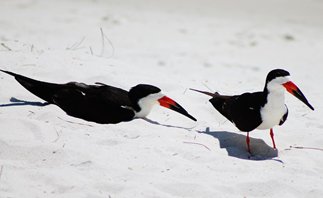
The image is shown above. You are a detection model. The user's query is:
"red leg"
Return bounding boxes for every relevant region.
[246,132,251,153]
[270,128,277,149]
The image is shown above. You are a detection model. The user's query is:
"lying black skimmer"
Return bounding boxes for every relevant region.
[191,69,314,153]
[0,70,196,124]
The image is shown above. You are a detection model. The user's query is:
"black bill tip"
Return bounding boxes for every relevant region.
[158,96,197,121]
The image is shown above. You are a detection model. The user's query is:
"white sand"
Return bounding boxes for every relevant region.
[1,0,323,197]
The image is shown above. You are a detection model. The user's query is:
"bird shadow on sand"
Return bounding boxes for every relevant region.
[141,118,195,131]
[199,127,282,162]
[0,97,49,107]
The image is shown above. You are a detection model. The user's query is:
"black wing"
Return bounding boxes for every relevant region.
[209,92,265,132]
[279,106,288,125]
[52,83,135,124]
[1,70,65,103]
[1,70,135,124]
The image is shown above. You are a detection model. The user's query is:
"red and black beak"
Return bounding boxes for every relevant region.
[158,96,197,121]
[283,81,314,110]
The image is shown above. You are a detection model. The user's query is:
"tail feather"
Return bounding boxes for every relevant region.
[190,87,233,122]
[189,88,219,97]
[0,69,63,103]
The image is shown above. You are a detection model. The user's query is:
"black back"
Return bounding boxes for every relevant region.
[1,70,135,124]
[52,83,135,124]
[209,92,267,132]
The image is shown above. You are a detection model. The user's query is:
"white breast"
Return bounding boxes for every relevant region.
[257,80,288,130]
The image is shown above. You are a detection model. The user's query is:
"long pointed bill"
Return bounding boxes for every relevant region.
[283,81,314,110]
[158,96,197,121]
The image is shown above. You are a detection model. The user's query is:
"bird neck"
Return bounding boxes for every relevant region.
[131,102,141,112]
[133,95,161,118]
[264,85,286,108]
[134,100,157,118]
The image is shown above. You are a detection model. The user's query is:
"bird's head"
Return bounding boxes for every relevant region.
[128,84,197,121]
[265,69,314,110]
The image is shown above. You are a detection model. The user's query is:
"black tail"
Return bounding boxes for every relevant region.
[189,88,219,97]
[190,87,233,121]
[0,69,63,103]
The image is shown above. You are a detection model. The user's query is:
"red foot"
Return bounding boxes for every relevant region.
[246,132,251,153]
[270,128,277,149]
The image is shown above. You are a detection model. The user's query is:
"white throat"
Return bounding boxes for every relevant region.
[134,92,164,118]
[257,77,288,129]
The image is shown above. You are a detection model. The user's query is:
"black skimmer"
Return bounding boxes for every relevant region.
[0,70,196,124]
[191,69,314,153]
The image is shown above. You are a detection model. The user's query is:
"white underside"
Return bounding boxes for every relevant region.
[257,77,289,130]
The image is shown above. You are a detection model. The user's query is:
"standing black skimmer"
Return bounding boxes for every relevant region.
[0,70,196,124]
[191,69,314,153]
